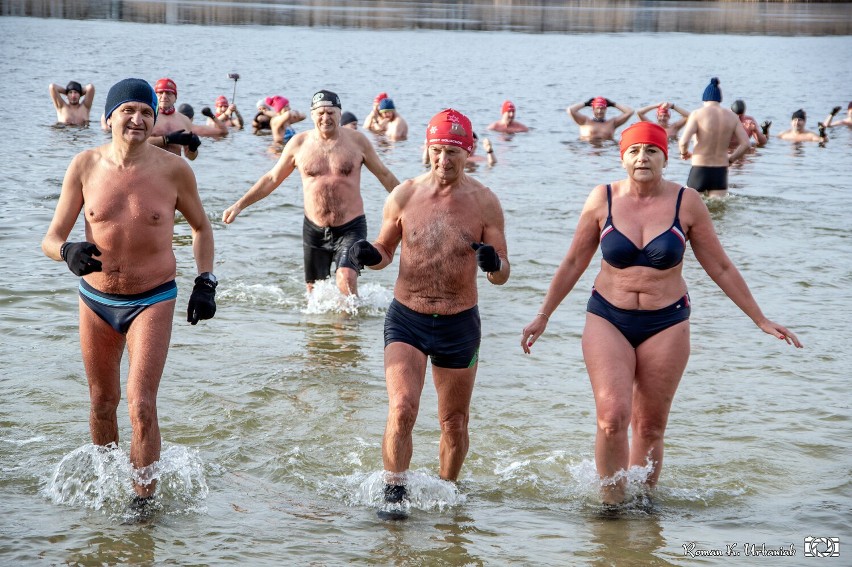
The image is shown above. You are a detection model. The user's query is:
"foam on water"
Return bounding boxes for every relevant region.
[303,279,393,316]
[44,442,209,518]
[331,470,466,513]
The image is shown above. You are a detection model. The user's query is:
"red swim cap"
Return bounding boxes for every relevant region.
[154,78,177,95]
[502,100,515,114]
[215,95,228,107]
[619,121,668,159]
[591,96,607,108]
[374,92,388,105]
[426,108,474,154]
[656,104,670,117]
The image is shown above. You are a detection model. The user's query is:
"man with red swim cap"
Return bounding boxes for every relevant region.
[149,77,202,160]
[212,95,244,130]
[636,101,690,140]
[223,89,400,297]
[347,108,510,519]
[487,99,529,134]
[567,95,634,141]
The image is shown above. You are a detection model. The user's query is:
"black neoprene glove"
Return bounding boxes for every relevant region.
[164,129,193,146]
[348,240,382,270]
[187,274,217,325]
[760,120,772,136]
[831,106,842,116]
[201,106,215,119]
[471,242,501,273]
[584,98,595,107]
[187,133,202,152]
[606,98,616,107]
[60,241,102,276]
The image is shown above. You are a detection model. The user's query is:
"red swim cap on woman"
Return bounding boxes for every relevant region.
[502,100,515,114]
[215,95,228,106]
[426,109,474,154]
[154,78,177,95]
[619,121,669,159]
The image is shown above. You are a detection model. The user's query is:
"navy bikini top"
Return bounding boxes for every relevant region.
[600,184,687,270]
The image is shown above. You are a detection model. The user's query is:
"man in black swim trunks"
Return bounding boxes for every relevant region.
[223,90,399,295]
[42,79,217,511]
[678,77,749,198]
[348,109,510,515]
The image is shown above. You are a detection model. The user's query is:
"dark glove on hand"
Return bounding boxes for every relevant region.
[348,239,382,270]
[471,242,501,273]
[164,129,193,146]
[818,123,827,138]
[188,133,202,152]
[760,120,772,136]
[60,241,102,276]
[201,106,215,119]
[605,98,616,107]
[584,98,594,107]
[187,275,217,325]
[831,106,842,116]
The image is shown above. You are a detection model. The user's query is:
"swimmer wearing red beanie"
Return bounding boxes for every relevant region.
[488,100,529,134]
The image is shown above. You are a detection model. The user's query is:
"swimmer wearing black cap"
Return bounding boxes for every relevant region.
[777,108,826,142]
[223,89,401,297]
[49,80,95,125]
[728,99,768,151]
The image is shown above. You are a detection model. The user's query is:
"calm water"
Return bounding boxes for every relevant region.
[1,8,851,567]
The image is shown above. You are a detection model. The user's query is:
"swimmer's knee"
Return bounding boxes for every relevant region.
[127,398,158,426]
[439,412,469,434]
[597,410,630,438]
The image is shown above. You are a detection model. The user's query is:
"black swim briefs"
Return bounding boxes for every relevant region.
[687,165,728,192]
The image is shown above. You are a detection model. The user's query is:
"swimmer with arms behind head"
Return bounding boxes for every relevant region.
[567,96,634,141]
[49,80,95,126]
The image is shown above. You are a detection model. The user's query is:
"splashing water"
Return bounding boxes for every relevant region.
[44,442,209,517]
[338,470,466,513]
[303,279,392,316]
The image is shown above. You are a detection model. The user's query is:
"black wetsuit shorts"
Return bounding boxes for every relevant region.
[384,299,481,369]
[302,215,367,284]
[687,165,728,192]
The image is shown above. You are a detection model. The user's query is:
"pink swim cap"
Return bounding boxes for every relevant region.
[591,96,608,108]
[215,95,228,107]
[502,100,515,114]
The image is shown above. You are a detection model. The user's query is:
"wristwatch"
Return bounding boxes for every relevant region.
[198,272,218,285]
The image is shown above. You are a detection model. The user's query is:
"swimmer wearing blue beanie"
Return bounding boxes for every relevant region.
[702,77,722,102]
[104,78,159,124]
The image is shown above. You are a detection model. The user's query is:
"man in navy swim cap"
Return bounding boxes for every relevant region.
[49,79,95,125]
[223,89,401,296]
[42,77,217,517]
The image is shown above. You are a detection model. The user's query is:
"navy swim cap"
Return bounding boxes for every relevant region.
[311,90,341,110]
[104,78,158,123]
[65,81,83,94]
[702,77,722,102]
[378,98,395,112]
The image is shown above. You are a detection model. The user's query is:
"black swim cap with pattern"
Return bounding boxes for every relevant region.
[311,90,341,110]
[66,81,83,94]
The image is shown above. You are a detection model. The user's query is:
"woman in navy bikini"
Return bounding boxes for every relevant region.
[521,122,802,506]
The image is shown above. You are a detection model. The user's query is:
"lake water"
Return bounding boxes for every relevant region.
[1,3,851,565]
